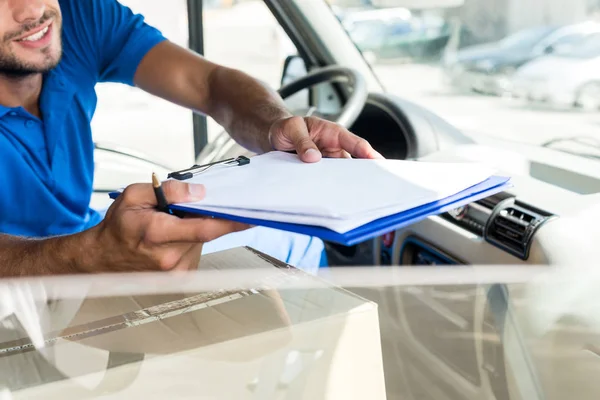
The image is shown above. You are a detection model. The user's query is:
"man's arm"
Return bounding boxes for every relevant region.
[133,41,291,154]
[0,181,249,278]
[133,41,382,162]
[0,233,92,277]
[91,0,379,161]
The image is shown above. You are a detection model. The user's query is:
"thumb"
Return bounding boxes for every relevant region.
[278,116,322,163]
[120,180,206,208]
[161,180,206,203]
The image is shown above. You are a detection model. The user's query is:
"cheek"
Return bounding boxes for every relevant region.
[0,43,17,58]
[51,23,62,47]
[0,6,8,34]
[47,0,61,9]
[0,27,9,47]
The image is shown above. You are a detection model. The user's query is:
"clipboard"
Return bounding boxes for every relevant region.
[167,175,510,246]
[109,155,511,246]
[167,156,251,180]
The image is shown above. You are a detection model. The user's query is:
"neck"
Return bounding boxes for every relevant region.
[0,73,43,118]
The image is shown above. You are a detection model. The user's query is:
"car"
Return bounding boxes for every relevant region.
[510,33,600,110]
[443,21,600,95]
[27,0,600,397]
[341,9,414,63]
[340,8,471,63]
[91,0,600,277]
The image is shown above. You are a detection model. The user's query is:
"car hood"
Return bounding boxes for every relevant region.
[455,42,531,63]
[516,55,590,78]
[450,43,534,71]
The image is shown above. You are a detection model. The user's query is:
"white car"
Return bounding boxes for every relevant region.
[511,34,600,109]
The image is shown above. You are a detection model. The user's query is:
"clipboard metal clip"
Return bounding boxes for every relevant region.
[167,156,250,180]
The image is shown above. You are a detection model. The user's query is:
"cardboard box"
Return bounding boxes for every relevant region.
[2,247,386,399]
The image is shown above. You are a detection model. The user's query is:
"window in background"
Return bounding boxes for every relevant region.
[92,0,195,170]
[202,0,298,141]
[335,0,600,159]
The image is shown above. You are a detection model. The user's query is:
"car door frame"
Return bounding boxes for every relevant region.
[184,0,386,157]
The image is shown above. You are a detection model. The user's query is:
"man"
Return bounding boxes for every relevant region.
[0,0,381,277]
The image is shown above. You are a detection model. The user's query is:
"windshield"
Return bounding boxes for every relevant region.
[1,249,598,399]
[332,1,600,160]
[346,19,413,47]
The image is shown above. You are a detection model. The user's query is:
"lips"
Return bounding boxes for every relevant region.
[18,25,50,42]
[14,22,53,49]
[14,18,53,41]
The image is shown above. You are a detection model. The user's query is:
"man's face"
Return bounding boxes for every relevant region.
[0,0,62,76]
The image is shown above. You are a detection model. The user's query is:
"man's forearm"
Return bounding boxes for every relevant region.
[205,66,293,153]
[0,233,91,277]
[134,42,293,154]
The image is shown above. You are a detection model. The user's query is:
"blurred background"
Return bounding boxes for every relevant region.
[92,0,600,170]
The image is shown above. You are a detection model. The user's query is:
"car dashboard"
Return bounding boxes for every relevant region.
[352,140,600,400]
[373,141,600,267]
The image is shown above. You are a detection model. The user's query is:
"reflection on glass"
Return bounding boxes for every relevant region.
[2,245,600,399]
[329,0,600,161]
[499,26,557,49]
[0,248,388,399]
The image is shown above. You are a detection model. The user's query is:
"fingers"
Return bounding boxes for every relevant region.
[121,180,206,208]
[276,116,322,163]
[145,213,251,245]
[271,116,384,161]
[180,217,251,243]
[335,128,384,159]
[321,149,352,159]
[172,243,204,272]
[162,179,207,203]
[141,243,201,272]
[302,117,384,160]
[149,243,195,271]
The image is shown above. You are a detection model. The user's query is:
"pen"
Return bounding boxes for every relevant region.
[152,172,171,214]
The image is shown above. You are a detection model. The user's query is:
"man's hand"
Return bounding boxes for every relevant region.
[87,180,250,273]
[0,180,249,277]
[268,116,384,163]
[135,42,382,162]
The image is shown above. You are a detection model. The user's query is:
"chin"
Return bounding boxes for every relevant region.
[26,48,62,72]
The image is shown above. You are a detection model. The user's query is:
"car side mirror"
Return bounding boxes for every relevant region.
[280,55,310,110]
[281,54,308,85]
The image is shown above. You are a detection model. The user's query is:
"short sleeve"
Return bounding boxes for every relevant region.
[66,0,168,86]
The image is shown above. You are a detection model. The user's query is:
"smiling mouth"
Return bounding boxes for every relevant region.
[15,23,52,43]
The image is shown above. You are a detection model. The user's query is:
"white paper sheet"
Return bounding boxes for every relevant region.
[171,151,496,233]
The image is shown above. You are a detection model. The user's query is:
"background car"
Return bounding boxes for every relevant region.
[442,21,600,95]
[511,33,600,110]
[340,7,475,63]
[340,7,412,62]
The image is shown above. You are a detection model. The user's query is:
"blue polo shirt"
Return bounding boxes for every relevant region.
[0,0,166,237]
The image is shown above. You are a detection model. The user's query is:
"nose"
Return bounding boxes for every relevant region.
[11,0,46,25]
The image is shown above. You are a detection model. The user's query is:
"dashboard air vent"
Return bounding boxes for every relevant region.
[485,200,553,260]
[442,192,514,236]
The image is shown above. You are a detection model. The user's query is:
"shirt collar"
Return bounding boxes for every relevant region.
[0,105,10,119]
[0,70,64,120]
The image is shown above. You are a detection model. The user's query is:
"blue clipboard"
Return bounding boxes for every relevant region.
[110,175,510,246]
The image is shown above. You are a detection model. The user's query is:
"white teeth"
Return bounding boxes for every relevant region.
[20,26,49,42]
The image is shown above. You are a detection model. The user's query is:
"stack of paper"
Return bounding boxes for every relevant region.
[112,151,510,245]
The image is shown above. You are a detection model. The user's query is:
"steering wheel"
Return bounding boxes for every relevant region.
[196,65,369,163]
